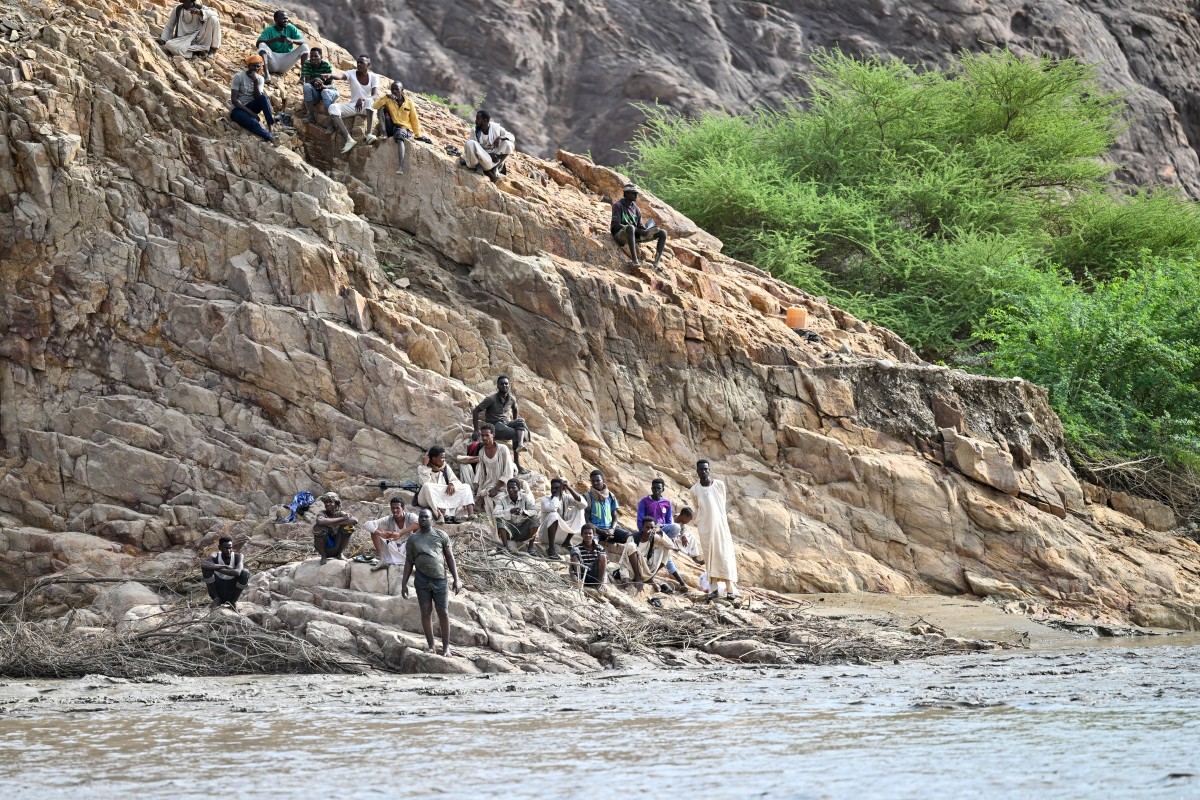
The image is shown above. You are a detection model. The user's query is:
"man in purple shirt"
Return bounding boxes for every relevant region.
[636,479,687,592]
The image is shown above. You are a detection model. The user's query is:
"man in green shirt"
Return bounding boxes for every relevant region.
[401,509,461,656]
[255,9,310,81]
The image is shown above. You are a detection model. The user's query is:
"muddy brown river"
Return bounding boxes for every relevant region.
[2,633,1199,799]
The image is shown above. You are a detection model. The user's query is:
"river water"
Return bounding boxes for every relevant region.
[2,636,1198,799]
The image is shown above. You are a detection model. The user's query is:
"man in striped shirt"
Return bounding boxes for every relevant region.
[570,524,607,589]
[300,47,338,123]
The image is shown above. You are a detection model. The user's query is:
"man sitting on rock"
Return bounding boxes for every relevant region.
[401,509,461,657]
[664,506,702,562]
[229,55,275,142]
[494,478,538,552]
[461,424,516,515]
[363,496,419,572]
[570,524,608,591]
[255,9,310,82]
[461,109,515,183]
[300,47,338,124]
[373,81,423,174]
[327,54,381,154]
[313,491,357,564]
[585,469,647,591]
[637,478,688,592]
[201,536,250,610]
[472,375,529,475]
[158,0,222,59]
[538,476,586,558]
[417,446,475,522]
[611,183,667,269]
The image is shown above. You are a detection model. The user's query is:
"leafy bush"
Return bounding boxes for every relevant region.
[627,48,1200,468]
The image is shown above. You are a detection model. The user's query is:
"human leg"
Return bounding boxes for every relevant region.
[330,529,352,559]
[544,519,561,557]
[463,139,494,171]
[247,95,275,133]
[328,105,356,152]
[652,228,667,267]
[230,108,272,141]
[313,532,330,564]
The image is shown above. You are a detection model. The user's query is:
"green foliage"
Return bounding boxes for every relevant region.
[627,48,1200,467]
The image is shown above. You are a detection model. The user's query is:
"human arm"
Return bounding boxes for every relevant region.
[408,101,422,139]
[158,6,179,43]
[400,558,413,598]
[470,397,489,437]
[664,502,673,527]
[316,512,357,527]
[443,538,461,594]
[636,497,649,530]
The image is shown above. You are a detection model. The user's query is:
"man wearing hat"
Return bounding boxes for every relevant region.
[313,492,358,564]
[610,183,667,269]
[230,54,275,142]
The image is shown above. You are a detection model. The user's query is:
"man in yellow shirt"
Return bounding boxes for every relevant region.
[373,81,422,174]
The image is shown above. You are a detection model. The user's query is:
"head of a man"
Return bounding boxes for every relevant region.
[218,536,233,555]
[356,54,370,71]
[622,183,639,204]
[182,0,201,17]
[590,470,606,493]
[389,497,406,522]
[696,459,711,482]
[390,81,404,99]
[496,375,511,397]
[640,516,655,534]
[475,110,490,132]
[550,477,564,496]
[273,9,289,27]
[580,524,595,547]
[650,478,665,500]
[245,54,263,74]
[676,507,694,525]
[480,423,496,446]
[418,508,434,532]
[505,478,520,501]
[427,445,446,470]
[308,47,323,63]
[320,492,340,513]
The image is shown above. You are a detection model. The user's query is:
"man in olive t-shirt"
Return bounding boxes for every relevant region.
[401,509,461,656]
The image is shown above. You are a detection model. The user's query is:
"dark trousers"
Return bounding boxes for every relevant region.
[205,570,250,604]
[231,95,275,141]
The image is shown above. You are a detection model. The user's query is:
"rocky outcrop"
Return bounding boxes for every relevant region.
[2,0,1200,632]
[296,0,1200,195]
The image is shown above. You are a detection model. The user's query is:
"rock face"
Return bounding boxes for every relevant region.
[295,0,1200,195]
[1,0,1199,631]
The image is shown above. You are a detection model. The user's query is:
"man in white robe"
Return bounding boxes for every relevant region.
[690,459,739,599]
[158,0,222,59]
[460,424,515,515]
[417,446,475,521]
[538,477,586,558]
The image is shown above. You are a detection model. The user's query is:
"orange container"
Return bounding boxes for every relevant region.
[786,306,808,329]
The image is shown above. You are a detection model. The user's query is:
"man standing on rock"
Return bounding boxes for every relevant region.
[461,424,516,515]
[461,110,515,182]
[158,0,222,59]
[363,497,419,572]
[494,478,538,552]
[201,536,250,610]
[255,10,310,82]
[611,183,667,269]
[401,509,461,657]
[471,376,529,475]
[690,460,739,600]
[327,54,381,154]
[229,56,275,142]
[313,492,357,564]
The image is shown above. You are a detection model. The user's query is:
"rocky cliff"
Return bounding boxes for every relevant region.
[296,0,1200,196]
[2,0,1199,629]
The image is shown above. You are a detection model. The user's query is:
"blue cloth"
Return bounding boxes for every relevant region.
[303,83,339,107]
[585,491,618,531]
[285,491,315,523]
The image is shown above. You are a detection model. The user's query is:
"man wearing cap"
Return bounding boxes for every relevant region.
[256,9,310,80]
[611,183,667,269]
[158,0,222,59]
[230,55,275,142]
[201,536,250,610]
[461,109,515,183]
[313,492,358,564]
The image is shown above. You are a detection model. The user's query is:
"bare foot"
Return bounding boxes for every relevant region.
[423,646,435,654]
[440,646,452,657]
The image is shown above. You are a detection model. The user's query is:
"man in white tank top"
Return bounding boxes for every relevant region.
[328,54,381,154]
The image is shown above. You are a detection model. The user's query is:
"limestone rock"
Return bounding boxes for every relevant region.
[942,428,1019,496]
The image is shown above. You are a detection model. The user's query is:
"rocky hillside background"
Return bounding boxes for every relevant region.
[296,0,1200,196]
[2,0,1200,628]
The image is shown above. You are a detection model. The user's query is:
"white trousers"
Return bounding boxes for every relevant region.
[463,138,514,170]
[257,43,310,74]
